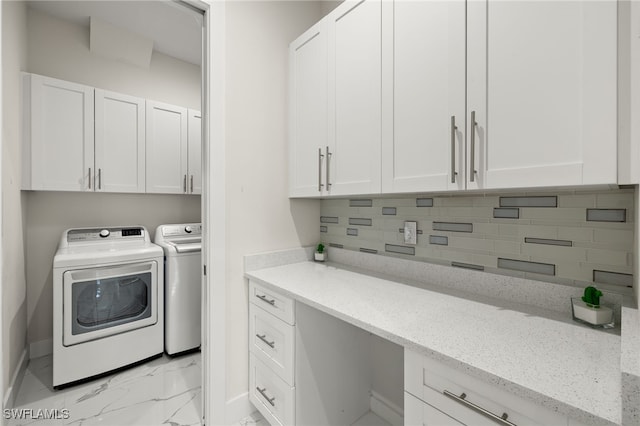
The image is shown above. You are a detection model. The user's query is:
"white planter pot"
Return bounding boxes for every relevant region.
[314,252,326,262]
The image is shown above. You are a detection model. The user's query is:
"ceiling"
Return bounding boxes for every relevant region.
[28,0,203,66]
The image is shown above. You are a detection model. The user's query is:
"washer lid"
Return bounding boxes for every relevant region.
[167,240,201,253]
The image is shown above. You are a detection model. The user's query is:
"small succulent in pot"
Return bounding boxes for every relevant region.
[314,243,326,262]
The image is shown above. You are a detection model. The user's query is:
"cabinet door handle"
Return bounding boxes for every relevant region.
[256,334,275,348]
[326,146,332,190]
[443,390,516,426]
[98,168,102,190]
[318,148,325,192]
[256,294,276,306]
[256,387,276,406]
[450,116,458,183]
[190,175,194,193]
[183,175,187,193]
[88,168,92,189]
[470,110,477,182]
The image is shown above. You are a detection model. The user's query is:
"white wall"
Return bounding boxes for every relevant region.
[27,8,201,110]
[24,8,202,349]
[2,0,28,403]
[224,0,322,403]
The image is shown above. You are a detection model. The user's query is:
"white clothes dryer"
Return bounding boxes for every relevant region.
[53,226,164,388]
[154,223,202,355]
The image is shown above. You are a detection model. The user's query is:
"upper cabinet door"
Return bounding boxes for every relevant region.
[289,20,329,197]
[145,101,188,194]
[383,0,466,193]
[25,74,94,191]
[467,0,617,189]
[94,90,145,193]
[327,0,382,196]
[188,109,202,195]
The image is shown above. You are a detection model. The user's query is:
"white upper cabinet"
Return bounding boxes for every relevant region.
[327,0,381,196]
[290,0,617,196]
[23,73,200,195]
[288,0,382,197]
[289,20,329,197]
[188,109,202,195]
[145,101,188,194]
[382,0,466,193]
[94,90,145,193]
[23,73,94,191]
[467,0,617,189]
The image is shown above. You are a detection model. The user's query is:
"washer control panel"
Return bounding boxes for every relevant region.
[161,223,202,238]
[67,227,145,243]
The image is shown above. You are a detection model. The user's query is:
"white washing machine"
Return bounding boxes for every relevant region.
[53,226,164,388]
[154,223,202,355]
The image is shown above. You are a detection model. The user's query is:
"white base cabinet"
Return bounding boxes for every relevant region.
[404,349,588,426]
[249,282,296,426]
[248,280,398,426]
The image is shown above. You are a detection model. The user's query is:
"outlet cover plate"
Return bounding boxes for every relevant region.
[404,221,417,245]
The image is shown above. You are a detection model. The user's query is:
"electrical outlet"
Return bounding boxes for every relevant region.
[404,221,417,245]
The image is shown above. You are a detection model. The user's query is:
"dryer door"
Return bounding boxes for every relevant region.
[63,261,158,346]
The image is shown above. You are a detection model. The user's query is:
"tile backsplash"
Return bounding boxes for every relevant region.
[319,189,634,292]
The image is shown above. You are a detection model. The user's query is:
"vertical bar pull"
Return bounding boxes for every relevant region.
[190,175,194,193]
[98,168,102,190]
[318,148,324,192]
[88,168,92,189]
[470,110,477,182]
[326,146,332,190]
[256,387,276,407]
[450,116,458,184]
[183,175,187,193]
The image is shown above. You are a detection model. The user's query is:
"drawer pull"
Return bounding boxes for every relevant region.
[443,390,516,426]
[256,334,275,348]
[256,294,276,306]
[256,387,276,406]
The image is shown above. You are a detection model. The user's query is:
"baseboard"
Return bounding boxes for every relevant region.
[3,347,29,409]
[29,338,52,359]
[225,391,254,424]
[370,390,403,426]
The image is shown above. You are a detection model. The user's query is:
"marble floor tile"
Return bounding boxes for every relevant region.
[7,352,202,426]
[236,412,265,426]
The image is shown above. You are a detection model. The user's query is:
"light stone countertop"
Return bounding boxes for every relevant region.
[246,261,621,426]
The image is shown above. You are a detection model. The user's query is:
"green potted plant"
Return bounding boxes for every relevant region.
[314,243,326,262]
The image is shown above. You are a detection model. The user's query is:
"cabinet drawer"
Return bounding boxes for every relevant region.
[249,303,295,385]
[249,281,295,325]
[405,349,567,426]
[405,391,463,426]
[249,353,295,426]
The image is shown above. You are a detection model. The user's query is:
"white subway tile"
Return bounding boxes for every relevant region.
[520,208,584,221]
[586,248,630,267]
[557,227,593,242]
[557,194,596,208]
[593,228,633,244]
[596,192,634,209]
[521,243,587,262]
[494,240,521,254]
[448,236,494,251]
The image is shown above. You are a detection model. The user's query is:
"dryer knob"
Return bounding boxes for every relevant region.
[185,226,193,234]
[99,229,110,238]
